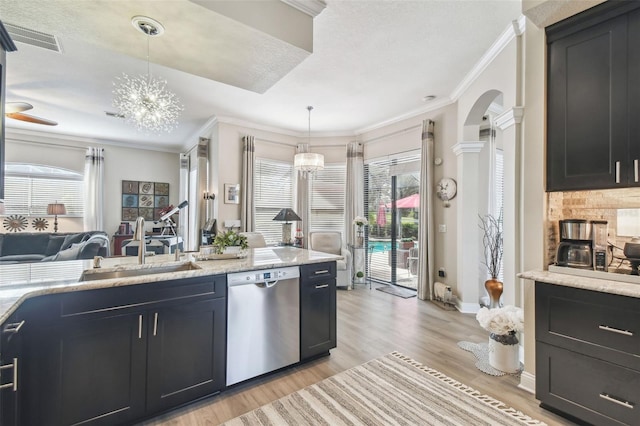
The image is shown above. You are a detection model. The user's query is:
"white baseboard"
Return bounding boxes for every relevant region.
[518,371,535,394]
[456,300,480,314]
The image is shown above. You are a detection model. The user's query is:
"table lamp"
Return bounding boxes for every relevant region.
[272,208,301,245]
[47,202,66,233]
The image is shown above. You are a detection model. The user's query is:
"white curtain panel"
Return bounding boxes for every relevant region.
[345,141,364,246]
[241,135,255,232]
[418,120,436,300]
[83,147,105,231]
[296,143,310,248]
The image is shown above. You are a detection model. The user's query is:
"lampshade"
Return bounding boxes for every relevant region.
[273,208,301,222]
[295,106,324,177]
[294,152,324,173]
[47,203,66,215]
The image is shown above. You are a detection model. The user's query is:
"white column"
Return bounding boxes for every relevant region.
[453,141,485,313]
[495,107,524,308]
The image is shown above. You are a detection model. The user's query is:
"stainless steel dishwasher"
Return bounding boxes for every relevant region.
[226,266,300,386]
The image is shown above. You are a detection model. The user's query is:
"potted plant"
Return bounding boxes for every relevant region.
[476,305,523,373]
[479,213,503,308]
[400,237,414,250]
[352,216,368,247]
[213,230,248,255]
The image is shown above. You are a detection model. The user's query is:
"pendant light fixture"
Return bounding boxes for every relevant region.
[113,16,184,133]
[294,106,324,178]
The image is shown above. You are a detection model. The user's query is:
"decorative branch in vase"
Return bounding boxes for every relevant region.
[479,213,503,308]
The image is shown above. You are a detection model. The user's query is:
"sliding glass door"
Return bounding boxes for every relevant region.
[365,154,420,289]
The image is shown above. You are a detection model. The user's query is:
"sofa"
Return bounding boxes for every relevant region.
[0,231,110,263]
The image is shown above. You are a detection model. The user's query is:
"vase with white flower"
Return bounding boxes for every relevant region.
[476,305,523,373]
[353,216,368,247]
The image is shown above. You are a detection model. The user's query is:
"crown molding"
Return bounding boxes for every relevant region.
[356,97,454,136]
[495,106,524,130]
[0,20,17,52]
[450,15,526,101]
[5,126,182,153]
[281,0,327,18]
[452,141,485,156]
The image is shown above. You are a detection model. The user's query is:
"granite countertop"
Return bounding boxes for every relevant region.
[518,265,640,299]
[0,247,341,324]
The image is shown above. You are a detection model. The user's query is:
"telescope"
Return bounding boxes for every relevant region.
[158,200,188,235]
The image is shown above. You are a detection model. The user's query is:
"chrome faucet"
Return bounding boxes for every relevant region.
[133,216,146,264]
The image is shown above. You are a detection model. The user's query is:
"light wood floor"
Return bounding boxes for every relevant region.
[141,286,575,425]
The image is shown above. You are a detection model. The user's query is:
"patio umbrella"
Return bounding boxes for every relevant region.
[395,193,419,209]
[377,203,387,226]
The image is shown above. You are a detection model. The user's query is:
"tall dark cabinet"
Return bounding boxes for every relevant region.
[300,262,337,360]
[0,21,17,202]
[546,2,640,191]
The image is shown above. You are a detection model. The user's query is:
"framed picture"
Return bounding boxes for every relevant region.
[225,183,240,204]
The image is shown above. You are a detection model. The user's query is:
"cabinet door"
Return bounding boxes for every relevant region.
[300,276,337,360]
[25,314,147,426]
[0,317,24,426]
[547,15,628,191]
[146,297,226,413]
[628,9,640,187]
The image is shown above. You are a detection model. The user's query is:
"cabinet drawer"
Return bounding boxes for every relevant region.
[300,262,336,282]
[536,282,640,362]
[537,342,640,426]
[60,275,226,318]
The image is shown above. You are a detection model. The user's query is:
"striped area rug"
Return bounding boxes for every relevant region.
[221,352,545,425]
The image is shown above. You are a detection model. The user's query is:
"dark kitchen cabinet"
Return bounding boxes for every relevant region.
[546,2,640,191]
[146,297,226,413]
[20,274,227,426]
[0,311,25,426]
[535,282,640,425]
[300,262,337,360]
[29,313,147,426]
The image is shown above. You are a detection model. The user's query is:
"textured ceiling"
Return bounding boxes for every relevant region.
[1,0,523,151]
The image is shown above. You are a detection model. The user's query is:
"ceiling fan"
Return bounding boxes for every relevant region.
[5,102,58,126]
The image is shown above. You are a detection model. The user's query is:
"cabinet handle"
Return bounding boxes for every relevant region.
[314,270,329,275]
[3,320,25,334]
[600,393,634,409]
[0,358,18,391]
[138,315,143,339]
[615,161,621,183]
[635,159,639,182]
[599,325,633,336]
[153,312,158,337]
[315,284,329,289]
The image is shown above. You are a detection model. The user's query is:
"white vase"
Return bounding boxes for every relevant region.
[488,333,520,373]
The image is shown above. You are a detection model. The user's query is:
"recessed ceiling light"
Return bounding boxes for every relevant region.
[422,95,436,102]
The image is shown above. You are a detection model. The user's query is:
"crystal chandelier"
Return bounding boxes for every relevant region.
[294,106,324,178]
[113,16,183,133]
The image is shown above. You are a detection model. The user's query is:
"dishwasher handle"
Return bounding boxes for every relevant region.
[255,280,279,289]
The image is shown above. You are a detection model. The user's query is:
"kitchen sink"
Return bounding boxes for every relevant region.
[79,262,202,281]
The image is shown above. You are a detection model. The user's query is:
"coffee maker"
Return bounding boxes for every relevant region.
[556,219,608,271]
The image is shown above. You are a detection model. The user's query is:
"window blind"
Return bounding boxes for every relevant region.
[254,157,294,244]
[309,163,346,233]
[3,164,84,216]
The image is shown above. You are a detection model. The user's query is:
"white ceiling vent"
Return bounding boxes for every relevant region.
[4,22,61,53]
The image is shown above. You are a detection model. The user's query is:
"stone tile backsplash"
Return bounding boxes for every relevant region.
[546,187,640,265]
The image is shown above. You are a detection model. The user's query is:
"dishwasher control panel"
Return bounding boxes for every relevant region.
[227,266,300,286]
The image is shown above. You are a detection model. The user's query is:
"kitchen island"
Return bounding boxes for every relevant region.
[0,247,341,426]
[519,268,640,426]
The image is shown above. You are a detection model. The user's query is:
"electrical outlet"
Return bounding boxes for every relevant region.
[438,268,446,278]
[438,224,447,233]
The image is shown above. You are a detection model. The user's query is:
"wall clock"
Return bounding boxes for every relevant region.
[436,177,457,207]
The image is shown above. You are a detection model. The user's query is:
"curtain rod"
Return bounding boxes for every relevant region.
[256,137,348,149]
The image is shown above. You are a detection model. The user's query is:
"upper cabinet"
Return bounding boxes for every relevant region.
[0,21,17,202]
[546,2,640,192]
